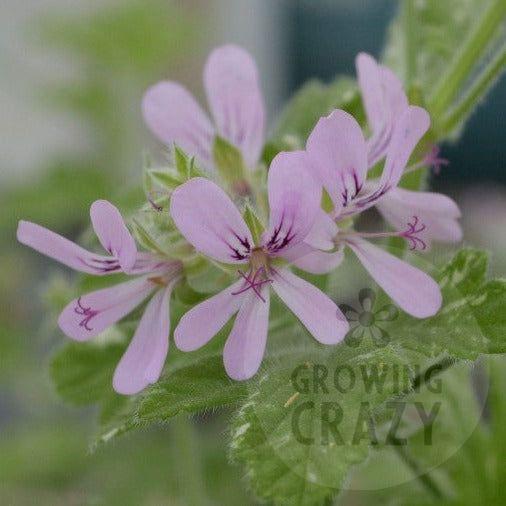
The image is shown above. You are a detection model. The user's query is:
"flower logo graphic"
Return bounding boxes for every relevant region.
[339,288,399,347]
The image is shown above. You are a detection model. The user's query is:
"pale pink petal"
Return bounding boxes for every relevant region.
[356,53,409,166]
[58,277,156,341]
[113,281,176,395]
[370,66,408,165]
[306,110,368,212]
[376,187,462,244]
[304,210,339,250]
[271,268,348,344]
[282,211,343,275]
[142,81,215,169]
[380,66,409,121]
[174,280,245,352]
[170,177,253,263]
[379,106,431,191]
[264,151,321,255]
[351,106,431,214]
[291,248,345,275]
[356,52,385,133]
[223,288,270,380]
[17,220,121,275]
[90,200,137,272]
[204,44,265,167]
[346,238,442,318]
[128,253,178,275]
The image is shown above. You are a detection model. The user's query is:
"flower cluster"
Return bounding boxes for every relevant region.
[17,45,462,394]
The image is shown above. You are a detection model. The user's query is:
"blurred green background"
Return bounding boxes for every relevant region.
[1,1,504,504]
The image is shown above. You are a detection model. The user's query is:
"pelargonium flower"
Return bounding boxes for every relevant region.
[143,44,265,172]
[17,200,182,395]
[356,53,462,245]
[305,107,442,318]
[169,151,349,381]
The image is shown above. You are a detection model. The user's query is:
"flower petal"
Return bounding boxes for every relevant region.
[174,280,245,352]
[291,248,344,275]
[90,200,137,272]
[379,106,431,191]
[304,210,339,250]
[58,277,156,341]
[264,151,321,254]
[356,52,386,134]
[271,268,348,344]
[351,106,431,214]
[223,288,270,380]
[306,109,368,212]
[375,187,462,244]
[170,177,253,263]
[204,44,265,167]
[346,238,442,318]
[356,53,409,166]
[113,282,175,395]
[380,65,409,120]
[142,81,215,169]
[17,220,121,275]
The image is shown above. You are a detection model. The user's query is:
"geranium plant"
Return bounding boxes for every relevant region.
[17,1,506,504]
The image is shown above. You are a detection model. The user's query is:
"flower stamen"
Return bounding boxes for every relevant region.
[74,297,98,331]
[400,215,427,250]
[232,267,272,302]
[335,215,427,251]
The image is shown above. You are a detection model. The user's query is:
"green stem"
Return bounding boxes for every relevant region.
[428,0,506,115]
[172,416,208,506]
[440,45,506,135]
[387,357,454,499]
[391,444,444,499]
[403,0,417,87]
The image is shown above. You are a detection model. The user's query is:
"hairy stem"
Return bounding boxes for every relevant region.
[440,44,506,135]
[389,356,455,499]
[428,0,506,116]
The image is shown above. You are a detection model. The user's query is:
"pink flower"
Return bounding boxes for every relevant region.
[306,108,442,318]
[17,200,182,395]
[170,152,349,381]
[142,44,265,171]
[356,53,462,245]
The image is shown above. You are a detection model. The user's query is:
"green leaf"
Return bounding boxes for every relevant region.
[391,248,506,359]
[230,343,416,506]
[50,336,125,405]
[271,76,363,148]
[213,136,249,185]
[95,349,249,448]
[347,355,506,505]
[437,248,488,296]
[173,145,204,180]
[243,203,265,245]
[229,248,506,505]
[146,168,184,192]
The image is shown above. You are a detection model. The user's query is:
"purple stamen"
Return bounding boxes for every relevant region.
[425,146,449,175]
[74,297,98,331]
[231,268,273,302]
[401,215,427,251]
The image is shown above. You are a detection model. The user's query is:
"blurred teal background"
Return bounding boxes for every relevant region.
[1,1,505,504]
